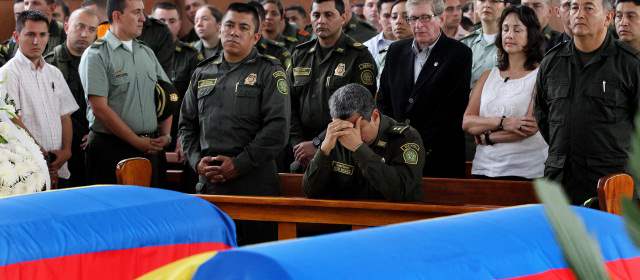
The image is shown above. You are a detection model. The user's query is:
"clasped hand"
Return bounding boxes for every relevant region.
[320,117,364,155]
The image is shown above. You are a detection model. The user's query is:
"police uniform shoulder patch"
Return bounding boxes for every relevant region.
[400,143,420,165]
[276,78,289,95]
[272,70,286,79]
[358,63,375,70]
[360,69,374,86]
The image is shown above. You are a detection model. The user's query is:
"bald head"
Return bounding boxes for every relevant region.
[65,8,99,56]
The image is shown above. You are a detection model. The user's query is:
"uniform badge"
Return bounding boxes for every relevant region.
[401,143,420,165]
[361,70,374,86]
[169,93,179,102]
[277,79,289,95]
[335,63,346,76]
[332,161,354,175]
[244,73,257,85]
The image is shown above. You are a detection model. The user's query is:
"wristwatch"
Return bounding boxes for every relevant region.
[312,137,322,148]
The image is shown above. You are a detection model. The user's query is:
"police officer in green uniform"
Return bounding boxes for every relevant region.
[304,84,424,201]
[191,5,223,62]
[342,0,378,42]
[534,0,640,205]
[259,0,310,52]
[281,21,312,49]
[44,8,99,187]
[289,0,377,169]
[79,0,173,186]
[248,1,293,70]
[179,3,289,244]
[5,0,66,60]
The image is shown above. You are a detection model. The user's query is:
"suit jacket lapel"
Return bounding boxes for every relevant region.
[413,36,446,92]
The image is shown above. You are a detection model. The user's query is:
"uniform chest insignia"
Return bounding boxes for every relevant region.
[335,63,346,76]
[293,67,311,76]
[332,161,354,175]
[198,78,217,89]
[244,73,257,85]
[401,143,420,165]
[169,93,179,102]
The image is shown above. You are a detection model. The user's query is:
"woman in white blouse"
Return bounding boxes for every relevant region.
[462,6,548,180]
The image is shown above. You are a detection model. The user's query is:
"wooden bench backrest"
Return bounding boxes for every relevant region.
[597,173,634,215]
[116,157,152,187]
[278,173,537,206]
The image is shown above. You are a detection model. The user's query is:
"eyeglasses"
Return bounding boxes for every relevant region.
[406,14,436,23]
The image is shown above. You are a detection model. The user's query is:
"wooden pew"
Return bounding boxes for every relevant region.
[278,173,537,206]
[195,194,499,240]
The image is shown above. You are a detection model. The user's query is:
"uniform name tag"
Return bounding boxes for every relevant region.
[293,67,311,76]
[198,78,217,89]
[332,161,354,175]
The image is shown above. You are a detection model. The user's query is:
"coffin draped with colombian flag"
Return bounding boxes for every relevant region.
[191,205,640,279]
[0,185,236,279]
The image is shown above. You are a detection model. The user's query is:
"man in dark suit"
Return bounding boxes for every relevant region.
[377,0,472,178]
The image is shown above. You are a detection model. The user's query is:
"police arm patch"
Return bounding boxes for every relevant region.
[401,143,420,165]
[276,79,289,95]
[361,70,375,86]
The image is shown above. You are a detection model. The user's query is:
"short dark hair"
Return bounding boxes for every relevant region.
[495,5,544,71]
[285,5,308,18]
[377,0,396,12]
[247,1,266,21]
[261,0,285,18]
[615,0,640,7]
[16,10,50,33]
[14,0,24,4]
[106,0,127,23]
[152,1,178,13]
[312,0,346,15]
[226,2,260,33]
[391,0,407,10]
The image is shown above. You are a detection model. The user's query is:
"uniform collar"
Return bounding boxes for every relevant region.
[104,30,138,51]
[309,32,348,54]
[412,33,440,54]
[559,30,616,57]
[15,49,46,71]
[219,47,259,66]
[371,114,393,147]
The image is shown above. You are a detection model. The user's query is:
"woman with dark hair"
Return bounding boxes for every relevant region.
[462,5,547,180]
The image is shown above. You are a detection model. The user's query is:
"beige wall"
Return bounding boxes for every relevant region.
[1,0,313,42]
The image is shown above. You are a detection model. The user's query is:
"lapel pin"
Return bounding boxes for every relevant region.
[434,62,439,67]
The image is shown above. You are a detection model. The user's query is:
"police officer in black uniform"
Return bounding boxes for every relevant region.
[248,1,292,70]
[44,7,100,187]
[534,0,640,205]
[342,0,378,42]
[303,84,424,201]
[289,0,377,169]
[179,3,290,244]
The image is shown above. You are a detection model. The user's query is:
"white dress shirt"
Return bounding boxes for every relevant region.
[364,32,395,87]
[0,50,79,179]
[412,35,440,83]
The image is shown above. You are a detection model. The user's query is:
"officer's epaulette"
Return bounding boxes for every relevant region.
[196,53,222,68]
[615,40,640,58]
[387,123,410,135]
[90,38,105,49]
[345,36,366,50]
[295,38,317,50]
[544,39,568,57]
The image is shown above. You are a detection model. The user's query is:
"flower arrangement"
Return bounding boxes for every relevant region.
[0,75,49,196]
